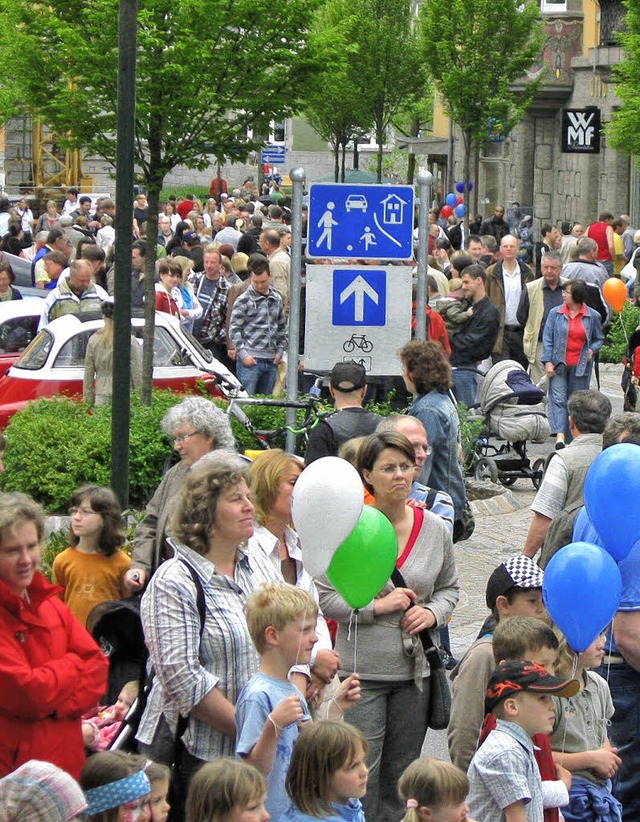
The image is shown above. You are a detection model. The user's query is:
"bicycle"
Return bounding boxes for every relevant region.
[342,333,373,354]
[226,380,330,456]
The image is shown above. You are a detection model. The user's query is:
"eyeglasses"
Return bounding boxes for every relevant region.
[70,507,99,518]
[376,462,415,475]
[173,431,200,443]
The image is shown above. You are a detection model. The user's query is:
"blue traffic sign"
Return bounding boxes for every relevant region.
[261,145,286,164]
[332,269,386,326]
[308,183,414,260]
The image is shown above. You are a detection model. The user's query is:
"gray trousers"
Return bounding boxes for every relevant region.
[345,677,431,822]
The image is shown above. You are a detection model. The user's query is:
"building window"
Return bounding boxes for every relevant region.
[270,121,286,144]
[541,0,567,12]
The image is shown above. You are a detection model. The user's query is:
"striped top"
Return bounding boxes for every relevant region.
[137,540,280,760]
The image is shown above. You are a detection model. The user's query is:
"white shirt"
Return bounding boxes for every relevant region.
[502,260,522,326]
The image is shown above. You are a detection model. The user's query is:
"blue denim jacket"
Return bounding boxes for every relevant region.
[541,305,604,377]
[409,389,466,518]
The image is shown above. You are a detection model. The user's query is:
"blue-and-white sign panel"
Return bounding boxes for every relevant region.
[261,145,286,164]
[305,264,413,375]
[307,183,415,260]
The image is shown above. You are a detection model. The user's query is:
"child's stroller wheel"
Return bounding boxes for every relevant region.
[531,457,546,490]
[474,457,498,484]
[499,475,517,487]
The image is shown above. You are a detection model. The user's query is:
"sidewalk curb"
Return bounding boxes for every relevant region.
[470,488,527,517]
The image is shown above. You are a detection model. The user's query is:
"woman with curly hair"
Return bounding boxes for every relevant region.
[399,340,467,539]
[126,396,236,590]
[136,453,280,817]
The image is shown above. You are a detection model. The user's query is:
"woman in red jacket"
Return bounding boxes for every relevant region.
[154,258,181,317]
[0,493,109,779]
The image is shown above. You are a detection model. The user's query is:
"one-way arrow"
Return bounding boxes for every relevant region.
[340,275,379,322]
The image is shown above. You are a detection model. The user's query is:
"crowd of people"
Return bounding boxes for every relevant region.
[1,186,640,822]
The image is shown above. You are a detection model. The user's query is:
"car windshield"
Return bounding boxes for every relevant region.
[180,325,213,363]
[13,330,54,370]
[0,316,40,355]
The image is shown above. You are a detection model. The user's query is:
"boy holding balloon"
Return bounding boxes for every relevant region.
[550,631,622,822]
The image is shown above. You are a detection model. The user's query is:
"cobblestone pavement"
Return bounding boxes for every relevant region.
[422,362,624,760]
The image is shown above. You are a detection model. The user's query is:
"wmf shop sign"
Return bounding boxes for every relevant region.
[561,108,601,154]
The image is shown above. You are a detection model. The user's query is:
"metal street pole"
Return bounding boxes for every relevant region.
[110,0,138,508]
[415,170,433,341]
[285,167,305,453]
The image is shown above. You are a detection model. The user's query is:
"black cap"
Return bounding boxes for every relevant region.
[330,361,366,392]
[485,659,579,712]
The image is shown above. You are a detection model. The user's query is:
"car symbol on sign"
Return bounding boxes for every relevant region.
[345,194,368,212]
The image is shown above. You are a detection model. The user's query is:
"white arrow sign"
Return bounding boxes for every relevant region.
[339,275,379,322]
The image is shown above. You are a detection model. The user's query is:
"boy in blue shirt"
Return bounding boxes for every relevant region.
[236,582,360,821]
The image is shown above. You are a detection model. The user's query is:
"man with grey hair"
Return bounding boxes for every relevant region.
[40,258,108,329]
[214,213,243,250]
[562,237,608,287]
[522,389,612,565]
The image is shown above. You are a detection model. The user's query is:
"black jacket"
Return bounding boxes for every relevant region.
[450,296,500,366]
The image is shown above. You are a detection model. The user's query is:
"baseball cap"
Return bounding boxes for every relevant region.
[330,361,366,392]
[485,556,544,609]
[485,659,579,712]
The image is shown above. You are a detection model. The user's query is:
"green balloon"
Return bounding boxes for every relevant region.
[326,506,398,609]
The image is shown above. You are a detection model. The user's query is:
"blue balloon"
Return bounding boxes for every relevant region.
[454,204,466,218]
[543,542,622,652]
[445,193,457,207]
[584,443,640,562]
[455,180,474,193]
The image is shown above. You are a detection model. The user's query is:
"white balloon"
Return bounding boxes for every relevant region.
[292,457,364,578]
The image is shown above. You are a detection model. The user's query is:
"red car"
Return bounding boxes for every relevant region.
[0,311,245,427]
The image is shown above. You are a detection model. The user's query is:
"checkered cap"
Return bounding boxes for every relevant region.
[0,760,87,822]
[485,556,544,609]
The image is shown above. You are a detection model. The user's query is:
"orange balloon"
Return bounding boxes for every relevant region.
[602,277,628,313]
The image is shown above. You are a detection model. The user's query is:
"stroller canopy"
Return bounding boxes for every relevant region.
[477,360,544,415]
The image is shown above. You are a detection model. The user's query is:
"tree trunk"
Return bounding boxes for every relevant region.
[473,145,480,217]
[333,142,340,182]
[407,152,416,186]
[353,137,359,170]
[141,181,159,404]
[376,120,384,183]
[341,141,346,182]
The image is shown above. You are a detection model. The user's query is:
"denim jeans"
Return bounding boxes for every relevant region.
[547,365,592,438]
[236,358,277,395]
[595,661,640,821]
[452,367,478,408]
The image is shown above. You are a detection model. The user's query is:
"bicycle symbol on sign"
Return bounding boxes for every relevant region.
[342,333,373,354]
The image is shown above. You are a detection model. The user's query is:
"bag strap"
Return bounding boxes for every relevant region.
[172,559,206,765]
[390,567,443,670]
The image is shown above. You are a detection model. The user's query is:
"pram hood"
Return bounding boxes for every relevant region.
[478,359,544,415]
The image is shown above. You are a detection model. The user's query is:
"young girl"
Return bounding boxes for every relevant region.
[550,632,623,822]
[185,759,269,822]
[52,485,131,626]
[398,758,476,822]
[128,756,171,822]
[80,751,152,822]
[281,722,368,822]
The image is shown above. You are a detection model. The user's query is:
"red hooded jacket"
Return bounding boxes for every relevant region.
[0,571,109,779]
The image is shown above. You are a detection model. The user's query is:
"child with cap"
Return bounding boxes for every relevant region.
[478,617,571,822]
[448,556,545,771]
[467,660,579,822]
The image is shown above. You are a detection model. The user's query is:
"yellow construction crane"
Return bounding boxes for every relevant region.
[32,120,83,189]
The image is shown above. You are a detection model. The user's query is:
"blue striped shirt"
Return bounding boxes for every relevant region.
[137,541,280,760]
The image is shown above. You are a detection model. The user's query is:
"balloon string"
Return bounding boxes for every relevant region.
[619,312,630,346]
[346,609,359,673]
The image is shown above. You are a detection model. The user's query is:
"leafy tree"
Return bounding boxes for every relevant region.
[304,2,372,182]
[609,0,640,157]
[419,0,544,221]
[1,0,319,398]
[340,0,428,183]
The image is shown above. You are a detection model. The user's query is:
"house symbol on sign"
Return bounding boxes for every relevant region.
[381,193,407,225]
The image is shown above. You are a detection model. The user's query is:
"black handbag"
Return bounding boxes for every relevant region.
[391,568,451,731]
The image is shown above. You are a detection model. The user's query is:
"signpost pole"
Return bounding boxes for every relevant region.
[285,166,305,454]
[415,170,433,341]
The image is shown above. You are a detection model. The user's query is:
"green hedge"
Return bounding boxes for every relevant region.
[0,391,185,512]
[600,302,640,363]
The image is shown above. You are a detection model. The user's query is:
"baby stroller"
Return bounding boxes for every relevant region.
[621,326,640,412]
[467,359,549,488]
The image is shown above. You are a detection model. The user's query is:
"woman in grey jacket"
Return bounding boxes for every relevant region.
[542,279,604,446]
[316,431,459,822]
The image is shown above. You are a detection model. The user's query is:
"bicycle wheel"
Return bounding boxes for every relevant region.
[343,339,355,353]
[361,340,373,353]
